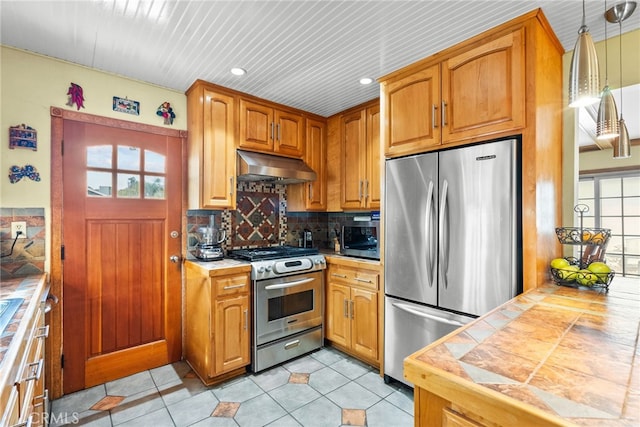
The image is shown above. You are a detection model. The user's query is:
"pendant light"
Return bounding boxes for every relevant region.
[569,0,600,108]
[606,1,636,159]
[596,0,619,140]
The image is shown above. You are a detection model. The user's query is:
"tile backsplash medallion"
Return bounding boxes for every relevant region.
[185,182,376,258]
[0,208,45,279]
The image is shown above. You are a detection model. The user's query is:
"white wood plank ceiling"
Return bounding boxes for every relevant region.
[1,0,639,118]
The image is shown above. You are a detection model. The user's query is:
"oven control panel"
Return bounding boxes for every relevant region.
[252,255,326,280]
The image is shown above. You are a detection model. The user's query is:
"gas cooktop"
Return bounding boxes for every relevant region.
[229,246,319,261]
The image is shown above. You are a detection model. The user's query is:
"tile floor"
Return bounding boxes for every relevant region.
[50,347,414,427]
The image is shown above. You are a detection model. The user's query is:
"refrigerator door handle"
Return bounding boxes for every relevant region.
[425,180,435,287]
[439,179,449,289]
[391,303,466,327]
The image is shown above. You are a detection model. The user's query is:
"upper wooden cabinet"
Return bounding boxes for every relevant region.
[288,117,327,211]
[186,81,237,209]
[340,100,380,210]
[382,28,525,158]
[239,99,305,158]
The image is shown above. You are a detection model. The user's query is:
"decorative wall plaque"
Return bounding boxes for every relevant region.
[9,124,37,150]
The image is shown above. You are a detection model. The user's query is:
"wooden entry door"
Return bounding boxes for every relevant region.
[61,118,183,393]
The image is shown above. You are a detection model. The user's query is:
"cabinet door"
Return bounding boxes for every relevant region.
[384,64,441,157]
[341,110,366,209]
[239,99,274,152]
[304,118,327,210]
[366,105,380,209]
[275,110,304,157]
[214,295,250,375]
[325,282,351,348]
[441,29,525,143]
[202,89,236,208]
[351,287,378,361]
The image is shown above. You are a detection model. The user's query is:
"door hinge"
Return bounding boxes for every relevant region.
[61,354,64,368]
[61,245,65,260]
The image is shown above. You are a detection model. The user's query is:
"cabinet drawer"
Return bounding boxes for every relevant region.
[328,265,378,291]
[213,274,249,297]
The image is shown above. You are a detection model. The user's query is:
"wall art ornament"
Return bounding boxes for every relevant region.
[9,164,41,184]
[113,96,140,115]
[156,102,176,125]
[66,82,85,110]
[9,124,37,150]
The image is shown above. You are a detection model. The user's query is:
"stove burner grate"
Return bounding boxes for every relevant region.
[230,246,319,261]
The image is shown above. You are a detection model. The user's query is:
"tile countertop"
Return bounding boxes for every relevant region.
[0,274,47,366]
[404,277,640,427]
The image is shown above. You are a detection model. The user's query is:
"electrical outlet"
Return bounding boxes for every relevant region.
[11,221,27,239]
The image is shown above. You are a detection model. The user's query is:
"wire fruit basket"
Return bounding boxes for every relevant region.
[550,205,615,290]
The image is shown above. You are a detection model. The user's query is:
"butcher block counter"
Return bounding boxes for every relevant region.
[405,277,639,427]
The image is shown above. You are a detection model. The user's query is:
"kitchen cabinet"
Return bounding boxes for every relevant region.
[340,100,380,210]
[325,259,380,366]
[184,261,251,385]
[287,117,327,211]
[382,28,524,158]
[239,98,305,158]
[380,9,564,291]
[186,80,237,209]
[0,275,48,427]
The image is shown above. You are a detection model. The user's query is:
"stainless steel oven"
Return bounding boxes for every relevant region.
[230,247,326,372]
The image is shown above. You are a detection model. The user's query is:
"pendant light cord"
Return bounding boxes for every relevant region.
[619,20,624,119]
[604,0,609,85]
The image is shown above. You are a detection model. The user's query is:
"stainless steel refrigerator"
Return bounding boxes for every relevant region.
[383,138,521,386]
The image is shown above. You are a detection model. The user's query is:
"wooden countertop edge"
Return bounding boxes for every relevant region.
[404,357,573,427]
[324,254,381,268]
[184,259,251,277]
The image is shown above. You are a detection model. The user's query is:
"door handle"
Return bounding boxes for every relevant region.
[350,300,354,319]
[243,309,248,330]
[425,180,435,288]
[438,179,449,289]
[432,104,438,128]
[264,277,314,290]
[343,299,349,318]
[270,122,274,140]
[391,303,466,327]
[229,176,234,196]
[170,255,180,263]
[441,100,447,127]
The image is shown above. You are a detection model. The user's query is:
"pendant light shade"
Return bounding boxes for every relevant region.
[596,86,619,139]
[568,7,600,108]
[613,118,631,158]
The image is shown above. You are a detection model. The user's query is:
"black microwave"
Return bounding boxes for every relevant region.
[341,220,380,260]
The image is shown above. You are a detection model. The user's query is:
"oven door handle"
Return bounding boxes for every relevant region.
[264,278,315,290]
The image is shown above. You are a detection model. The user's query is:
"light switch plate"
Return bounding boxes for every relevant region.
[11,221,27,239]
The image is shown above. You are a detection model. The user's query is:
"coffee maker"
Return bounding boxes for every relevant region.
[194,215,226,261]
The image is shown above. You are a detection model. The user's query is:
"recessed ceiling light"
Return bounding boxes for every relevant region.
[231,67,247,76]
[359,77,373,85]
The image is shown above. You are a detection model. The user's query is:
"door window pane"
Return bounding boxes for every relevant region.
[118,146,141,171]
[117,173,140,198]
[600,178,621,197]
[624,197,640,215]
[600,199,621,216]
[87,145,112,168]
[624,176,640,196]
[578,179,594,198]
[145,150,165,173]
[144,176,165,199]
[87,171,112,196]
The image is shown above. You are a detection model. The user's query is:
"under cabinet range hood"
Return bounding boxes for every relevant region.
[237,150,317,184]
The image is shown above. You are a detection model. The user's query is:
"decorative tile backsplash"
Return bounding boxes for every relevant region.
[186,181,377,257]
[0,208,45,279]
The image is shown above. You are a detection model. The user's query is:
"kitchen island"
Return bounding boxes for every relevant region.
[405,277,639,427]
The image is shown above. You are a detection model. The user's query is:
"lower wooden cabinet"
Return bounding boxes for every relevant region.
[325,259,380,366]
[185,262,251,385]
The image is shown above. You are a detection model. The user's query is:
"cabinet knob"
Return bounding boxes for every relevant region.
[170,255,180,263]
